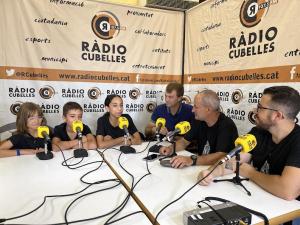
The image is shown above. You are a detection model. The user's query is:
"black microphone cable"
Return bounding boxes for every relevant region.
[104,140,170,225]
[63,147,149,225]
[196,200,227,224]
[102,147,155,225]
[0,146,121,225]
[154,161,222,224]
[0,182,114,225]
[1,143,162,225]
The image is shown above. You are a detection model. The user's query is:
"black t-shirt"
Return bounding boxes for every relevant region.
[96,113,138,138]
[53,122,92,141]
[9,132,52,150]
[184,113,238,155]
[249,125,300,201]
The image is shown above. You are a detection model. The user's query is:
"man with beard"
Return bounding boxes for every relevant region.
[198,86,300,203]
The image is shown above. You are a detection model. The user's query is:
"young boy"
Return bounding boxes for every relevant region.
[52,102,96,151]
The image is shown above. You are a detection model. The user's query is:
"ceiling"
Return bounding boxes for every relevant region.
[145,0,207,11]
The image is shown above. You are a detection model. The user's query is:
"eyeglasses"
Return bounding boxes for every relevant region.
[256,103,278,112]
[28,116,43,121]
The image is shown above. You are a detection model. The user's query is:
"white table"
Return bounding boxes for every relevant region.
[0,150,153,225]
[102,141,300,225]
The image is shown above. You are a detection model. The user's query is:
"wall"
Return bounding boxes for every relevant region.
[0,0,183,139]
[184,0,300,134]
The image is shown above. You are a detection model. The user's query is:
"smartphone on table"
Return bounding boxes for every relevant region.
[142,154,160,161]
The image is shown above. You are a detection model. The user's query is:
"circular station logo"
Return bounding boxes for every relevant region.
[91,11,124,40]
[39,85,55,99]
[88,87,101,100]
[129,88,141,100]
[248,111,257,124]
[231,89,243,104]
[182,95,192,105]
[240,0,270,28]
[146,101,157,113]
[10,101,23,115]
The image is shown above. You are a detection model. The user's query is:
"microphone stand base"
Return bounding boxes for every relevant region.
[149,144,162,153]
[120,145,136,154]
[213,177,251,196]
[74,148,88,158]
[36,151,54,160]
[213,153,251,196]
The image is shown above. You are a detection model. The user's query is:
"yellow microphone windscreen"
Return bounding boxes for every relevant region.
[156,118,166,127]
[234,134,257,153]
[118,116,129,129]
[37,126,49,138]
[175,121,191,135]
[72,120,83,133]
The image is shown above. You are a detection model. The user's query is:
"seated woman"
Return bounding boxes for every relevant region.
[96,94,142,149]
[0,102,49,157]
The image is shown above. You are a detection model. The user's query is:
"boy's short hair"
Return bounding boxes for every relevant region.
[63,102,83,116]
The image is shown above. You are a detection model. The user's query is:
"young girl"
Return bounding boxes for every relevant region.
[96,94,142,149]
[0,102,48,158]
[52,102,97,151]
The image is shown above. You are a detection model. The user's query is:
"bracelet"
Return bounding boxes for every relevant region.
[16,149,21,156]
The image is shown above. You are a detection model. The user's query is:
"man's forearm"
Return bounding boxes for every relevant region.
[197,152,226,165]
[246,169,298,200]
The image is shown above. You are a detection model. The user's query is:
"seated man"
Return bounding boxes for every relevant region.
[198,86,300,202]
[160,89,238,168]
[145,82,194,140]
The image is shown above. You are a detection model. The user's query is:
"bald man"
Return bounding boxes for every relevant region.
[159,90,238,168]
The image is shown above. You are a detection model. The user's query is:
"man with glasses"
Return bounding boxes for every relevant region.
[198,86,300,204]
[159,90,238,167]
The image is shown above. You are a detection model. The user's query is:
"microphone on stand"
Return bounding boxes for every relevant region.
[118,116,136,154]
[162,121,191,142]
[214,134,257,196]
[118,116,130,138]
[160,121,191,167]
[36,126,53,160]
[72,120,88,158]
[149,118,166,153]
[220,134,257,164]
[155,117,166,141]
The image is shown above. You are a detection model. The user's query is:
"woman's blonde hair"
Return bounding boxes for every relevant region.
[16,102,46,133]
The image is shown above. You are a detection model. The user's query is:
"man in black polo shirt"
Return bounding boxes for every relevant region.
[199,86,300,202]
[159,89,238,168]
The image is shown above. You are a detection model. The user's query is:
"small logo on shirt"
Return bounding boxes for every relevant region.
[203,141,211,155]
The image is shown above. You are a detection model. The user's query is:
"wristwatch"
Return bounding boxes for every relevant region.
[190,155,197,166]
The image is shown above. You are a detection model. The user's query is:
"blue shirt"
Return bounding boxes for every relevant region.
[151,103,194,131]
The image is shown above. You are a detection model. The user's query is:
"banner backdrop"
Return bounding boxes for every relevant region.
[0,0,183,140]
[184,0,300,135]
